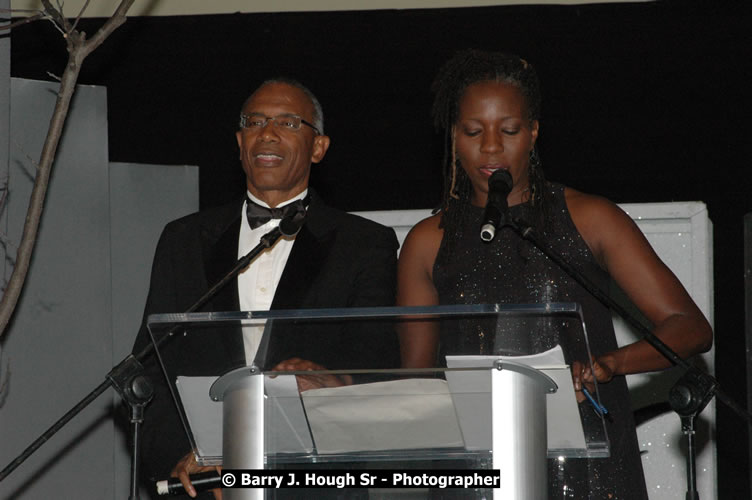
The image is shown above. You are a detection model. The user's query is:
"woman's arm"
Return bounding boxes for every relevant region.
[396,215,444,368]
[567,189,713,384]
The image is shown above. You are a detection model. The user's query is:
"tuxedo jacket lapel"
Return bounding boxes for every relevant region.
[201,201,242,313]
[271,194,334,310]
[263,194,338,368]
[192,201,245,369]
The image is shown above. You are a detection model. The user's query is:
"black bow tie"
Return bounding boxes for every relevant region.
[245,194,309,230]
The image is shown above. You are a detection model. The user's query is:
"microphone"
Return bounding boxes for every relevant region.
[258,212,305,248]
[279,213,305,237]
[156,471,221,496]
[480,169,513,242]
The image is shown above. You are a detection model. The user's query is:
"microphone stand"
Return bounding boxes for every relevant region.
[0,216,303,499]
[502,214,751,500]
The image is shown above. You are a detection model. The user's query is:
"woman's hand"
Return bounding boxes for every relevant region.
[571,354,616,403]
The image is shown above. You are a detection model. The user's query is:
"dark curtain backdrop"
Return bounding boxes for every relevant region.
[11,2,752,498]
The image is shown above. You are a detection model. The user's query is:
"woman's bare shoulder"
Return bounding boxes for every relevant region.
[400,213,444,266]
[407,213,443,240]
[564,185,625,213]
[563,186,648,265]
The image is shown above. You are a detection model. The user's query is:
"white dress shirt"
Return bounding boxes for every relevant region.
[238,189,306,364]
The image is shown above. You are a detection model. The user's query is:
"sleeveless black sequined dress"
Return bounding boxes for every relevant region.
[433,183,648,500]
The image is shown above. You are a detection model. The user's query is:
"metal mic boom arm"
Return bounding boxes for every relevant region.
[0,215,303,496]
[506,214,749,500]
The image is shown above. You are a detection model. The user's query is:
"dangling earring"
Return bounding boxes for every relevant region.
[528,147,542,203]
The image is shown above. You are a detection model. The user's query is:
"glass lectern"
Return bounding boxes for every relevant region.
[148,304,608,499]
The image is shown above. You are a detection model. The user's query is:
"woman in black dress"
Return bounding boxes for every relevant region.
[397,49,713,499]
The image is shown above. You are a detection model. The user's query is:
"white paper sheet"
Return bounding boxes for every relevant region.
[302,378,464,454]
[446,345,587,452]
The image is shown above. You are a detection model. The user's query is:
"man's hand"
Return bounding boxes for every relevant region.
[272,357,352,392]
[171,452,222,499]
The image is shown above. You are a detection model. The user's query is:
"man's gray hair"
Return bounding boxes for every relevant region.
[243,77,325,134]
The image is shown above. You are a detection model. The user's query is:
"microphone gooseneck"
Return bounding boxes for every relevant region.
[479,169,513,242]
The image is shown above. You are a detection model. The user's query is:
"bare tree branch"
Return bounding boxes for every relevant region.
[0,12,44,32]
[10,137,41,179]
[79,0,134,58]
[71,0,91,32]
[0,0,136,338]
[0,8,42,12]
[0,350,9,407]
[40,0,71,33]
[0,232,18,267]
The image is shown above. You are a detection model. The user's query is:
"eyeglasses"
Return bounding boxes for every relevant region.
[239,113,320,135]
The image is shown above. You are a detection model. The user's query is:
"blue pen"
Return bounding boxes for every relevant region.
[582,386,610,419]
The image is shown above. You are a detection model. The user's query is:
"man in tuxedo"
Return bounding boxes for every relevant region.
[131,78,399,498]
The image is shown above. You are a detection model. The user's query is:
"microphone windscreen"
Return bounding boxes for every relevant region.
[279,214,304,237]
[488,169,513,193]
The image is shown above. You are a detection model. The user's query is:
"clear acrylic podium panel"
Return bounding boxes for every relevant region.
[147,303,609,467]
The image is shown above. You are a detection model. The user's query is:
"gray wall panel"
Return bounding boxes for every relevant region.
[0,77,200,497]
[0,79,113,498]
[109,161,198,496]
[1,0,10,288]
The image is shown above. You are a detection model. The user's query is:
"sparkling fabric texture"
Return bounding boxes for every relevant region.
[433,183,648,499]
